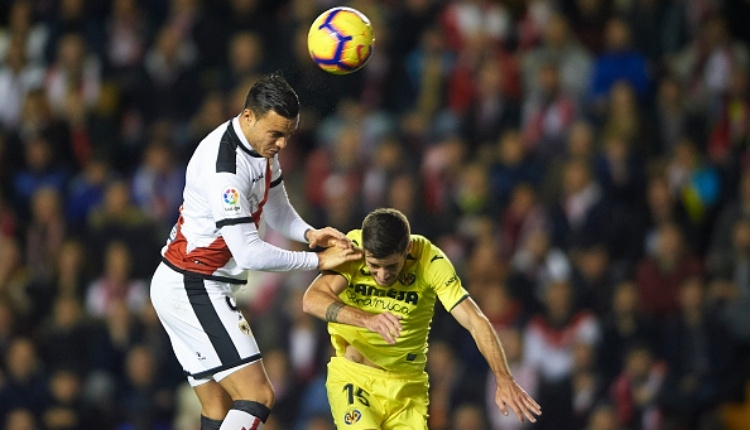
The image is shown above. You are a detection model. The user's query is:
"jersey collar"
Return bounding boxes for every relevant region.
[231,115,264,158]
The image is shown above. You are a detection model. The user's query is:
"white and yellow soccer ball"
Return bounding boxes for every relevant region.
[307,7,375,75]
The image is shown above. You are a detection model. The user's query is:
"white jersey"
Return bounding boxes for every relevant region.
[162,116,317,284]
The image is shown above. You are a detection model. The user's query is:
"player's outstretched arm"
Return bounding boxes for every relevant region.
[450,298,542,423]
[302,272,403,344]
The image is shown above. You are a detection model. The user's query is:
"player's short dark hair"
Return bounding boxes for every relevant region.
[361,208,411,259]
[244,72,299,119]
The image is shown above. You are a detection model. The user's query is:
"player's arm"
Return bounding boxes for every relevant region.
[221,223,360,271]
[451,298,542,423]
[302,272,403,344]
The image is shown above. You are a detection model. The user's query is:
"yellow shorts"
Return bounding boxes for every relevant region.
[326,357,429,430]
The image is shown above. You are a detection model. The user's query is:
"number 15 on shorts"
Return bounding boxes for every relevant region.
[344,383,370,407]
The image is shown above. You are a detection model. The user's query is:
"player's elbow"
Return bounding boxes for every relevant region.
[301,288,315,316]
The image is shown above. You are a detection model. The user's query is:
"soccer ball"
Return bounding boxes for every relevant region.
[307,7,374,75]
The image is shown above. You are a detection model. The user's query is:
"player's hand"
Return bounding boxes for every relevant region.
[494,374,542,423]
[317,244,362,270]
[307,227,352,249]
[364,312,402,345]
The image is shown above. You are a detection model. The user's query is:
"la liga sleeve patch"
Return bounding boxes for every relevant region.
[222,187,242,214]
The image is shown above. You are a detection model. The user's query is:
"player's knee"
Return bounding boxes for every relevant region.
[251,382,275,409]
[231,379,275,409]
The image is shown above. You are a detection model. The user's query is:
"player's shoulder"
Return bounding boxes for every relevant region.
[346,229,363,246]
[409,234,440,260]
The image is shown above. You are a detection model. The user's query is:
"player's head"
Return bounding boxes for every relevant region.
[244,72,299,119]
[241,73,300,159]
[361,208,412,286]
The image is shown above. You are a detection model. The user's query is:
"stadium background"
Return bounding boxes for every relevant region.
[1,0,750,429]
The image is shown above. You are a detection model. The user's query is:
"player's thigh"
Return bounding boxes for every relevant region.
[326,359,383,429]
[380,377,429,430]
[193,380,233,419]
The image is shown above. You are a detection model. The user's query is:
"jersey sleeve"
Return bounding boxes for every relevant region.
[327,230,362,283]
[425,244,469,312]
[262,156,313,243]
[208,172,254,228]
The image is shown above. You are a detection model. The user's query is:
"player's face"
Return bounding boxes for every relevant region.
[364,252,407,287]
[242,109,299,159]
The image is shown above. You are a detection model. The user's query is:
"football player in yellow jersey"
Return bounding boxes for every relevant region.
[302,208,541,429]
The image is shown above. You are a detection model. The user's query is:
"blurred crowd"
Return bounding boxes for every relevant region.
[0,0,749,429]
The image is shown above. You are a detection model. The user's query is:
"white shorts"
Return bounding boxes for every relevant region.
[150,262,261,387]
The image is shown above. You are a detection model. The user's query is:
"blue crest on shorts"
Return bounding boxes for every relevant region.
[344,409,362,425]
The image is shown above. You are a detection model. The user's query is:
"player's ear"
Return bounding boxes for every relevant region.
[406,240,413,255]
[242,108,255,125]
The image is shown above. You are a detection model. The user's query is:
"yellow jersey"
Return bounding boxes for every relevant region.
[328,231,469,373]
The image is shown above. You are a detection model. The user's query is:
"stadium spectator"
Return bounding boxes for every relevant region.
[670,15,750,115]
[460,57,521,154]
[498,183,548,259]
[548,158,611,251]
[523,279,599,429]
[130,139,185,234]
[65,155,114,232]
[3,408,38,430]
[37,295,89,376]
[25,186,67,284]
[509,227,571,312]
[610,341,666,430]
[0,337,48,420]
[521,12,592,103]
[597,280,657,384]
[521,60,577,162]
[12,135,69,216]
[44,32,101,119]
[660,276,736,429]
[0,0,49,64]
[489,129,542,210]
[584,403,623,430]
[40,368,89,430]
[85,240,148,318]
[104,0,149,77]
[588,17,650,112]
[0,35,45,132]
[116,345,174,430]
[654,75,705,157]
[636,222,705,319]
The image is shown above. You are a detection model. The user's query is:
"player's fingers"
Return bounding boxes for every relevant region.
[380,327,396,344]
[497,401,509,418]
[382,312,403,326]
[521,393,542,414]
[381,314,403,333]
[336,238,353,249]
[511,392,540,423]
[308,234,320,248]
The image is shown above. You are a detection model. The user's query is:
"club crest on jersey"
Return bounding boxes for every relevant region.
[398,273,416,285]
[343,409,362,425]
[222,188,241,213]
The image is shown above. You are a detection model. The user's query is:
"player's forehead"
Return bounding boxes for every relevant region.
[257,110,299,134]
[364,252,403,266]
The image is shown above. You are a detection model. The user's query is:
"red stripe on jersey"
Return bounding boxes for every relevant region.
[251,160,272,227]
[163,215,233,275]
[248,417,261,430]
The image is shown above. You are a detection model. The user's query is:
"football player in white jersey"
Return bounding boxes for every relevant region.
[150,73,361,430]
